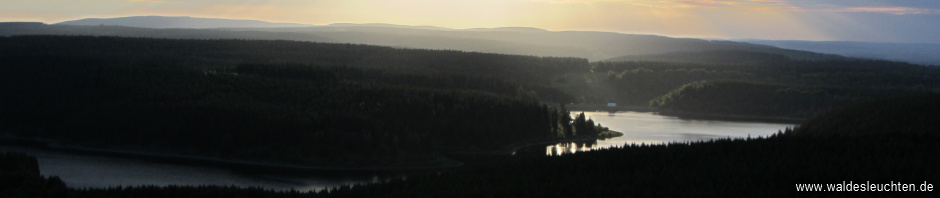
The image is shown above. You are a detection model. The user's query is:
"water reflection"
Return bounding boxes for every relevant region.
[531,111,794,156]
[546,140,597,156]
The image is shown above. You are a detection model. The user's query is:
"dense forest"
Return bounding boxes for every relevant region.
[4,94,938,197]
[4,36,937,120]
[0,36,613,167]
[648,80,917,118]
[0,35,587,93]
[592,50,940,117]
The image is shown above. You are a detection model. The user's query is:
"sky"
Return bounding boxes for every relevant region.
[2,0,939,43]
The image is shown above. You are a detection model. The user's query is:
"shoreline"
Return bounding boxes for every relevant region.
[509,132,624,154]
[564,104,804,124]
[655,110,804,124]
[563,104,657,113]
[443,131,625,156]
[0,137,463,173]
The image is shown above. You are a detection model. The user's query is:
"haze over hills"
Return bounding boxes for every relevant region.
[0,16,838,62]
[10,16,938,65]
[743,40,940,66]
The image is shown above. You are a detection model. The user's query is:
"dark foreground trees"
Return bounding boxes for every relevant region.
[0,152,67,197]
[4,95,938,197]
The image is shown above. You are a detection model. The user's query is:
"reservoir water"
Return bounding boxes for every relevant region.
[534,111,795,156]
[0,145,407,191]
[1,111,794,190]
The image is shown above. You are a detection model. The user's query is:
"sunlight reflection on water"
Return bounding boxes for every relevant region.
[542,111,794,156]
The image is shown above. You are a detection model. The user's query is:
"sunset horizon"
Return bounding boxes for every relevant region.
[3,0,940,43]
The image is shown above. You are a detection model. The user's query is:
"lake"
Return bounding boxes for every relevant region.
[0,145,409,192]
[0,111,794,190]
[530,111,795,156]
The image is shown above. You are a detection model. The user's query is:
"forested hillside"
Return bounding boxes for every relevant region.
[593,51,940,118]
[0,35,583,101]
[794,93,940,137]
[8,24,933,120]
[648,80,906,118]
[0,36,611,167]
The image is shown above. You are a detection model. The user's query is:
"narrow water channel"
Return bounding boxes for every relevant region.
[1,111,794,190]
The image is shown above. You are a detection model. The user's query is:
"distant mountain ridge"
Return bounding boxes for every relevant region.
[2,16,841,61]
[57,16,312,29]
[602,49,845,64]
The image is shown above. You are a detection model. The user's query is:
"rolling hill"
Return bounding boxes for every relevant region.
[0,16,840,61]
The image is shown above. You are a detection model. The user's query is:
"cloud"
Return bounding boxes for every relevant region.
[128,0,178,3]
[780,0,940,14]
[749,0,787,3]
[678,0,742,6]
[531,0,940,14]
[525,0,615,4]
